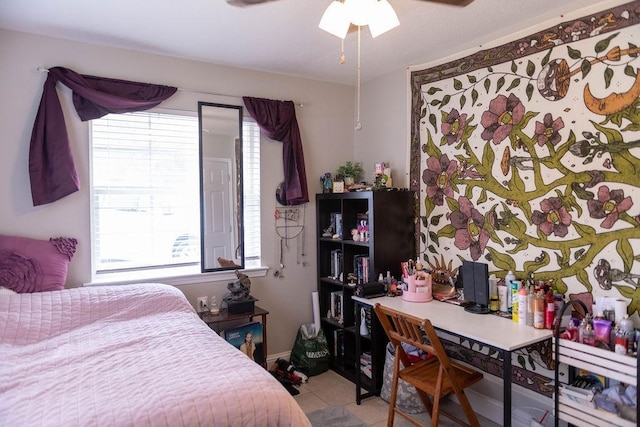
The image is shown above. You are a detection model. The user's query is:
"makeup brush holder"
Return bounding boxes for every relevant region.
[402,273,433,302]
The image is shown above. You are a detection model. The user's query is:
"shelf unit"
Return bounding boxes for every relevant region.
[316,190,414,397]
[354,299,389,403]
[553,300,639,427]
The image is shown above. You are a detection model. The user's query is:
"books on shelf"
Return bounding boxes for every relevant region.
[330,212,343,239]
[330,249,342,280]
[353,255,370,284]
[360,351,372,378]
[329,291,344,324]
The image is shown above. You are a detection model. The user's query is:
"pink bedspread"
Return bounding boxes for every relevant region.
[0,283,310,427]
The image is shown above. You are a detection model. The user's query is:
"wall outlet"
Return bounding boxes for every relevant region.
[197,296,208,312]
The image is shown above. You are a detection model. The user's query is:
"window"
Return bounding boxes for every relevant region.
[243,118,262,267]
[91,110,261,275]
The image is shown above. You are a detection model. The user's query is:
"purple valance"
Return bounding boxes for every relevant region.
[29,66,177,206]
[242,96,309,205]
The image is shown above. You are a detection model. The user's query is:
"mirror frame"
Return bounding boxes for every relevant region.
[198,101,245,272]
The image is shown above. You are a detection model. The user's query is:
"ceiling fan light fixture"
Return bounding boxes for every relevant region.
[319,0,399,39]
[319,1,351,39]
[368,0,399,38]
[344,0,377,27]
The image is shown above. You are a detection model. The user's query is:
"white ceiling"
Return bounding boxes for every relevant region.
[0,0,611,86]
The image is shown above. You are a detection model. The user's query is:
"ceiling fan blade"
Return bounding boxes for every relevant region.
[226,0,279,7]
[415,0,474,6]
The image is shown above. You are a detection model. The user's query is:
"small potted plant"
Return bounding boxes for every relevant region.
[335,161,363,187]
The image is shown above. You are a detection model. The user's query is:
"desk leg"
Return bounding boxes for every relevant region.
[355,303,362,404]
[503,350,512,427]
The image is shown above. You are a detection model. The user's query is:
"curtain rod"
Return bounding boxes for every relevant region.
[36,66,304,107]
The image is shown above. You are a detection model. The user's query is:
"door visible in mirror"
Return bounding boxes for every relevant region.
[198,102,244,272]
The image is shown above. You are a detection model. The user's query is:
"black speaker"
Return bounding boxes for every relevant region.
[462,260,490,314]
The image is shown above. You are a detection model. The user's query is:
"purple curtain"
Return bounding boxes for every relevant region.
[29,66,177,206]
[242,96,309,205]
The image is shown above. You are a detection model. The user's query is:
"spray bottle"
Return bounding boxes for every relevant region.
[505,271,516,314]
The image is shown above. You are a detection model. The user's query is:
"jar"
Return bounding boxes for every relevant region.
[614,327,628,355]
[564,318,579,341]
[490,296,499,312]
[619,315,634,354]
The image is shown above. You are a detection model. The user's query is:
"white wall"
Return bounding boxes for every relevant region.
[0,29,355,355]
[355,70,410,188]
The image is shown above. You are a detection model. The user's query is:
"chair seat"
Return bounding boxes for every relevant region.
[399,357,484,398]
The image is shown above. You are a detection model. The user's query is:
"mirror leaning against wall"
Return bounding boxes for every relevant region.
[198,102,245,272]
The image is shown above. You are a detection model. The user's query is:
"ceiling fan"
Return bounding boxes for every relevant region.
[227,0,473,7]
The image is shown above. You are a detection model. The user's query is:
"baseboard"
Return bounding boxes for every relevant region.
[448,374,555,425]
[266,351,290,368]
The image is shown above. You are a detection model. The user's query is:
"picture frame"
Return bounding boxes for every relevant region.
[332,181,344,193]
[224,322,264,365]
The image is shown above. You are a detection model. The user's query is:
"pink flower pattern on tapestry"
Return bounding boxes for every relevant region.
[441,109,467,145]
[480,94,525,144]
[534,113,564,146]
[532,197,572,237]
[587,186,633,229]
[450,197,490,261]
[422,154,458,206]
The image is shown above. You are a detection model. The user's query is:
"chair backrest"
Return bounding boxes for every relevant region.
[374,303,452,370]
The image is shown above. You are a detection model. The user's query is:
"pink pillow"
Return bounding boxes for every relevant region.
[0,235,77,293]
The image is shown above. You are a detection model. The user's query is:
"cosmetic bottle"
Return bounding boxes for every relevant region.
[518,287,528,325]
[545,291,555,330]
[619,314,634,355]
[582,324,595,346]
[578,317,588,344]
[533,292,545,329]
[527,285,534,327]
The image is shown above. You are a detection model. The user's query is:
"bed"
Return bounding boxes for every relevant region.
[0,283,311,427]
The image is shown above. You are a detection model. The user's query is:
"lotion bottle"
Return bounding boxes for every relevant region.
[527,285,534,326]
[518,287,528,325]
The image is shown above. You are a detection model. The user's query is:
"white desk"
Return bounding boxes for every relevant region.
[354,295,553,427]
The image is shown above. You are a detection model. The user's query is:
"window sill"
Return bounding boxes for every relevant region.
[85,265,269,287]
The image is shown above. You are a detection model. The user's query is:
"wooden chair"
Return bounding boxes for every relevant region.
[373,304,484,427]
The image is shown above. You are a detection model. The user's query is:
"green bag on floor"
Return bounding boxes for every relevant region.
[290,324,330,376]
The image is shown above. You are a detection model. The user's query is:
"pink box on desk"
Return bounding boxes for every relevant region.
[402,274,433,302]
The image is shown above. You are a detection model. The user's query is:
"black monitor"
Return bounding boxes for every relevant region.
[461,260,490,314]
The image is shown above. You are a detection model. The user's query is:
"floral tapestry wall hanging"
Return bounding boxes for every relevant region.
[410,1,640,316]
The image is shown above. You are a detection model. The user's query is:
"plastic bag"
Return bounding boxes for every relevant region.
[290,324,330,376]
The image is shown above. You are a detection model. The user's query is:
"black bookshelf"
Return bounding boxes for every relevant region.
[316,190,415,398]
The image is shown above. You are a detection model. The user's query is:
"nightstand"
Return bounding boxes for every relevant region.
[199,306,269,368]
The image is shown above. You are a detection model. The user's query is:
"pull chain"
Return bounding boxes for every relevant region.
[355,26,362,131]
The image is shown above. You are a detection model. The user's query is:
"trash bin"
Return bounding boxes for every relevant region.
[380,342,427,414]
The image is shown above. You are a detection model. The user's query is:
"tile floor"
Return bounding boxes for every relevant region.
[293,369,500,426]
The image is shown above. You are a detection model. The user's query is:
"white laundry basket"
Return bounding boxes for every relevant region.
[512,407,553,427]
